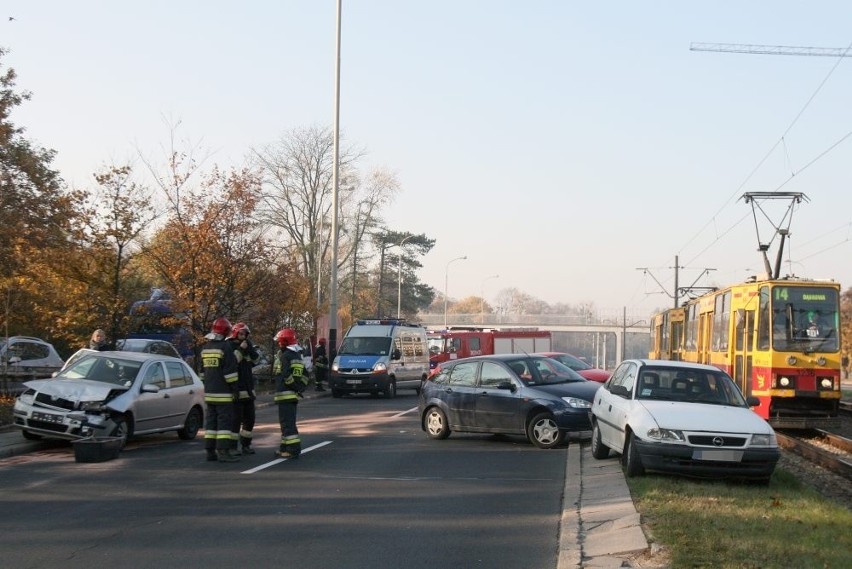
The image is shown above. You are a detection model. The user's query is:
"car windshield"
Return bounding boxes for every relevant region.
[635,367,747,406]
[552,353,592,371]
[56,355,142,387]
[507,357,586,386]
[338,337,392,356]
[116,339,151,351]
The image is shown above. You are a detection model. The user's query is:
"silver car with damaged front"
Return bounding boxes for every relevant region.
[12,351,204,447]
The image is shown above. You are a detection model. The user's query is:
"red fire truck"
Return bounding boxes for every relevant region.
[427,327,552,370]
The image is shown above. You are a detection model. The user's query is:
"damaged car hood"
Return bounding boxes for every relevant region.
[23,378,130,403]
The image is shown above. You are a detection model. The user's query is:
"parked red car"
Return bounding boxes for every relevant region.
[535,352,611,383]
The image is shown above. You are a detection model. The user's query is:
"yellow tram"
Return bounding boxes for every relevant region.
[649,277,841,429]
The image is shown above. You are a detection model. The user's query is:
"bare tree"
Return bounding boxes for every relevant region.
[252,125,399,308]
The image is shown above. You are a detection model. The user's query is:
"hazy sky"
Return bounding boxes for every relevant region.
[4,1,852,321]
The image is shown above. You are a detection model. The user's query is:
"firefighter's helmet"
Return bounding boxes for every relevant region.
[275,327,297,347]
[318,337,327,345]
[230,322,250,338]
[211,317,232,338]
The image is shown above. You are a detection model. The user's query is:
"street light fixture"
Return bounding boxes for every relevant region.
[444,255,468,329]
[396,235,414,319]
[480,274,499,323]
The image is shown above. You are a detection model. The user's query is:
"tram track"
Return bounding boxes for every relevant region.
[776,429,852,482]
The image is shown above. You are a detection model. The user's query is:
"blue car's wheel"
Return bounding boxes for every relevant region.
[424,407,450,440]
[527,412,563,449]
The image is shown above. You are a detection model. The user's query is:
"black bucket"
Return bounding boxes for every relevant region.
[72,437,123,463]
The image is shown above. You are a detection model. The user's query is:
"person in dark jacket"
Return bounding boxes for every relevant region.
[272,327,308,459]
[313,337,328,392]
[89,329,112,351]
[228,322,260,454]
[201,317,240,463]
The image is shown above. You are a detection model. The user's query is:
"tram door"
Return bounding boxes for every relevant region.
[698,312,713,365]
[733,309,754,395]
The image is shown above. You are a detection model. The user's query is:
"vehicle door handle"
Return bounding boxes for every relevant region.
[607,404,612,412]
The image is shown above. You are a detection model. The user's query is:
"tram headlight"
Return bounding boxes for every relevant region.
[816,357,826,366]
[786,355,797,366]
[778,376,792,388]
[820,378,834,389]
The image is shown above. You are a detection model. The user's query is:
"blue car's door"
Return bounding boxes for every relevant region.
[474,361,523,432]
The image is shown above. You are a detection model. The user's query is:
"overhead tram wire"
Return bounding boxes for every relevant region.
[678,39,852,269]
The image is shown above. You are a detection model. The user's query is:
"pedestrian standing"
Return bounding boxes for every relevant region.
[89,329,111,351]
[201,317,241,463]
[228,322,260,454]
[273,327,309,458]
[313,337,328,392]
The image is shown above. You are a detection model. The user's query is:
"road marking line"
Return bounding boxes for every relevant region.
[241,440,333,474]
[393,407,418,418]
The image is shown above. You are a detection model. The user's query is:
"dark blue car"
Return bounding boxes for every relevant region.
[418,354,601,449]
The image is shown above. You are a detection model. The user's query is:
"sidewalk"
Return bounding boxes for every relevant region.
[559,440,649,569]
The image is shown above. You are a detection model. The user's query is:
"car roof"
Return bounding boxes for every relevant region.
[83,351,176,363]
[626,359,724,372]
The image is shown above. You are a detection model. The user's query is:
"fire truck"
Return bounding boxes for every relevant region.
[426,327,552,370]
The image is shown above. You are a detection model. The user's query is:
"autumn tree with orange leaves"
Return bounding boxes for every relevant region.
[140,148,313,361]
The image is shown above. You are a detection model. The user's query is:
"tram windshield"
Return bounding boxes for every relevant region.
[771,286,839,353]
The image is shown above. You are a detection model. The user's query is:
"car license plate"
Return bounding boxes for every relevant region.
[345,379,362,385]
[692,449,743,462]
[32,411,64,424]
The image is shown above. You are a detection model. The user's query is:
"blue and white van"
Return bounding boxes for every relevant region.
[330,319,429,398]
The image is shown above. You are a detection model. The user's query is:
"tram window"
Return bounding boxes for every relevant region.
[757,286,770,350]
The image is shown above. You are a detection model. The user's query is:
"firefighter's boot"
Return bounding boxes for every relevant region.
[217,449,240,463]
[206,449,217,462]
[240,437,255,455]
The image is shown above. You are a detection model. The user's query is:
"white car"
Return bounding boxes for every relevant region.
[0,336,64,379]
[13,351,204,447]
[590,359,779,483]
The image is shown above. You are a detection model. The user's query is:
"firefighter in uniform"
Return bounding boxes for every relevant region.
[313,337,328,392]
[201,317,241,462]
[228,322,260,455]
[273,327,309,458]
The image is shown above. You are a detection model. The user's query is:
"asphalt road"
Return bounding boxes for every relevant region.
[0,392,571,569]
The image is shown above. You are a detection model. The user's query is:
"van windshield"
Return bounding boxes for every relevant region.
[338,337,392,356]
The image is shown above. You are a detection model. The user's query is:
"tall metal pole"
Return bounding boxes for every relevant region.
[444,256,467,329]
[328,0,342,358]
[397,235,414,319]
[673,255,679,308]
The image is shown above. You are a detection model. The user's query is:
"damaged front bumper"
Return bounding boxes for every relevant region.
[13,396,119,441]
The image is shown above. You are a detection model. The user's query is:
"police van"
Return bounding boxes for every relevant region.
[329,319,429,398]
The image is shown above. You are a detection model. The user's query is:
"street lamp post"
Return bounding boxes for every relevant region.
[396,235,414,319]
[480,274,499,323]
[444,256,467,329]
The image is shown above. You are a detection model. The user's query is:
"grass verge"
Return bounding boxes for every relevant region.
[627,470,852,568]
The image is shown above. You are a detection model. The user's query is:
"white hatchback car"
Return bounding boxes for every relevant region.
[13,351,204,447]
[0,336,64,379]
[590,359,779,483]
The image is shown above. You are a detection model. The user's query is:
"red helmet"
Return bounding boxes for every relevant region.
[318,337,327,345]
[230,322,250,339]
[275,328,297,347]
[211,317,232,337]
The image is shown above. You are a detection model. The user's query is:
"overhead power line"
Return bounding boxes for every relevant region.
[690,43,852,57]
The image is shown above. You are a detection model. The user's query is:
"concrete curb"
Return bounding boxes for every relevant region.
[558,443,649,568]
